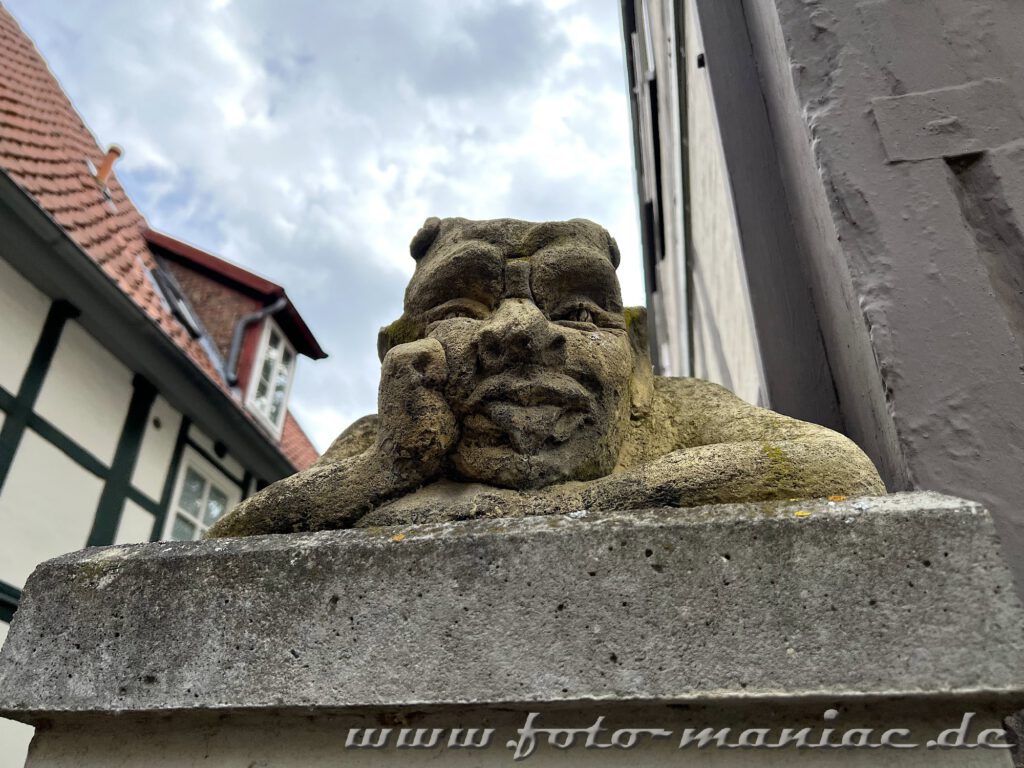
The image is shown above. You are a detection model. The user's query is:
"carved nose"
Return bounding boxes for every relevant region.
[478,300,566,372]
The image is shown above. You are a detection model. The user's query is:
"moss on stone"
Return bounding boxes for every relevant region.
[379,315,424,357]
[761,442,797,495]
[77,550,124,581]
[623,306,644,334]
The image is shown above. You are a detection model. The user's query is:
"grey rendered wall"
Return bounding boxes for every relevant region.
[692,0,844,433]
[739,0,1024,589]
[684,0,769,407]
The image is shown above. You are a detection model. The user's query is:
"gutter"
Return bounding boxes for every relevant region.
[0,171,297,480]
[226,296,287,386]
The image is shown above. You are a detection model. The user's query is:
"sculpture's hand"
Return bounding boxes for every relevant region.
[374,337,457,482]
[206,338,457,538]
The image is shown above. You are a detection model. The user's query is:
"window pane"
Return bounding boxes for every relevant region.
[252,331,282,417]
[171,515,196,541]
[178,468,206,517]
[204,486,229,525]
[254,357,274,401]
[269,370,289,426]
[269,394,283,425]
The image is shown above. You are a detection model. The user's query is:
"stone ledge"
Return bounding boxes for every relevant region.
[1,492,1023,722]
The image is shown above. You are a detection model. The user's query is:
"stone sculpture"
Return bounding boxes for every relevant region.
[209,217,884,536]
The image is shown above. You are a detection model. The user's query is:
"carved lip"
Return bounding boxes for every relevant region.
[465,372,592,412]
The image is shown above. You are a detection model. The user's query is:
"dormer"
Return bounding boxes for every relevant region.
[142,229,326,439]
[239,314,297,437]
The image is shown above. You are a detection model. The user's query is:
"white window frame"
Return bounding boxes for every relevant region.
[244,317,296,438]
[162,447,242,541]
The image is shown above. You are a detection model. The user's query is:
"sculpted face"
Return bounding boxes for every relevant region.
[380,218,645,489]
[206,216,884,538]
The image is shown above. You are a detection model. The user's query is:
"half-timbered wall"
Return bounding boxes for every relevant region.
[0,253,259,640]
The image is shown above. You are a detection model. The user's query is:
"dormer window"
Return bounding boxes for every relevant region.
[150,265,202,339]
[245,318,295,436]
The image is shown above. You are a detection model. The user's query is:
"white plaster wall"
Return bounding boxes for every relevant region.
[0,429,102,589]
[130,396,182,503]
[0,623,34,768]
[0,257,51,395]
[684,0,767,406]
[0,712,32,768]
[33,321,133,466]
[187,425,244,482]
[114,500,154,546]
[646,0,690,378]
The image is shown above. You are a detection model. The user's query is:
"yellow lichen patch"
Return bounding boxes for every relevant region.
[378,315,424,358]
[390,533,406,542]
[760,443,798,496]
[828,495,848,502]
[794,510,812,518]
[623,306,645,333]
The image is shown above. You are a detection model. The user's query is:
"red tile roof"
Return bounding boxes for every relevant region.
[0,6,226,385]
[0,4,318,471]
[144,228,327,360]
[281,412,319,471]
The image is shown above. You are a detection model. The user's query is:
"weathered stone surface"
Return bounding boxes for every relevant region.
[209,217,883,536]
[2,492,1022,722]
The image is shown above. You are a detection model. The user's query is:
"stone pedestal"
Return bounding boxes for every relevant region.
[2,492,1023,765]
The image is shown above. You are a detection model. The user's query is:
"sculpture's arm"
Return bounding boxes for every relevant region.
[687,379,885,471]
[206,339,456,537]
[576,432,884,512]
[204,452,404,536]
[572,378,885,511]
[313,414,379,467]
[353,427,883,527]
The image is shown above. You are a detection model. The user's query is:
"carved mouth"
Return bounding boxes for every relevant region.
[462,407,593,454]
[464,372,592,412]
[459,374,595,456]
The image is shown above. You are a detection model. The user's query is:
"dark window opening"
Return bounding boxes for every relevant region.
[150,265,202,339]
[0,582,21,624]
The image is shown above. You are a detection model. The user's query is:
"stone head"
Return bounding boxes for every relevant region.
[378,217,653,489]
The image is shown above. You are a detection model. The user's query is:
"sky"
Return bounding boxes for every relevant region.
[7,0,644,452]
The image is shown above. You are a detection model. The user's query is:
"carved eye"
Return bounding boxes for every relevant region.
[426,301,486,325]
[561,307,593,324]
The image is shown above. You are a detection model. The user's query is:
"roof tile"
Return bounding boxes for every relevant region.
[280,413,319,471]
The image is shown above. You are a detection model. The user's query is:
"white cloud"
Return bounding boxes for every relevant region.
[9,0,644,451]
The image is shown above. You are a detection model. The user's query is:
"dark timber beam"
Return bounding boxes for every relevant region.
[0,300,78,494]
[87,375,157,547]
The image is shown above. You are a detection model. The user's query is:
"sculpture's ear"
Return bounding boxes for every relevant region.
[377,315,424,363]
[409,217,441,261]
[625,306,654,419]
